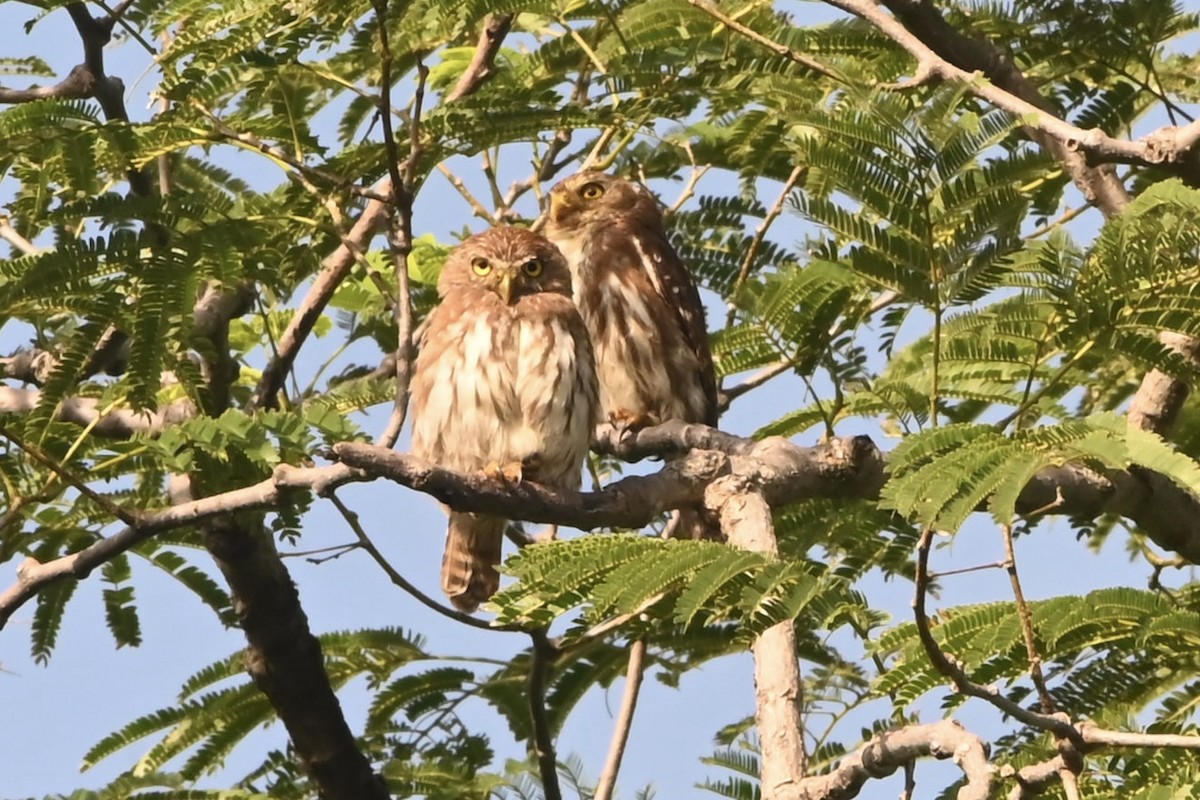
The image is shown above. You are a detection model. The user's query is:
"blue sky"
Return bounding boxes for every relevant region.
[2,2,1199,798]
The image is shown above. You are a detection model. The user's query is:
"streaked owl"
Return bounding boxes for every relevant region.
[409,227,599,612]
[544,171,718,428]
[545,171,719,537]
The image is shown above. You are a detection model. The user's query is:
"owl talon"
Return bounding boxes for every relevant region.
[482,461,524,484]
[608,408,658,433]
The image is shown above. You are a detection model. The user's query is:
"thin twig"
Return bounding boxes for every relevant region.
[1023,202,1093,240]
[194,104,391,203]
[252,13,513,411]
[594,639,647,800]
[566,593,666,646]
[373,1,423,449]
[280,542,359,560]
[0,424,139,526]
[1000,524,1055,712]
[913,527,1081,742]
[529,631,564,800]
[666,162,711,214]
[724,164,807,329]
[722,288,902,407]
[686,0,845,81]
[328,492,508,632]
[373,0,406,199]
[928,559,1008,579]
[437,163,497,223]
[1019,487,1065,519]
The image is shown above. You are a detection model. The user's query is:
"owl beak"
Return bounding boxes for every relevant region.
[549,189,577,221]
[497,269,515,305]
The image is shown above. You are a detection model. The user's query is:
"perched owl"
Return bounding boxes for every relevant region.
[545,171,719,537]
[545,171,718,428]
[410,227,599,612]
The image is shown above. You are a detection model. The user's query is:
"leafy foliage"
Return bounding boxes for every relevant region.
[3,0,1200,798]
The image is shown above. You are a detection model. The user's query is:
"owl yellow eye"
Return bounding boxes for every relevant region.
[470,257,491,276]
[579,182,605,200]
[521,258,543,277]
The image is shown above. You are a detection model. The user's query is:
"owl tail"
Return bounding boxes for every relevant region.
[674,507,725,542]
[441,512,506,613]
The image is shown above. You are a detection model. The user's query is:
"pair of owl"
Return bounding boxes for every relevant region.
[410,171,718,612]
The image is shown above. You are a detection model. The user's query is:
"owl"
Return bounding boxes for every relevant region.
[545,171,719,538]
[544,171,718,429]
[409,227,599,612]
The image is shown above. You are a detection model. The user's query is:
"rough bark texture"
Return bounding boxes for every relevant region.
[202,518,391,800]
[792,719,994,800]
[707,475,808,796]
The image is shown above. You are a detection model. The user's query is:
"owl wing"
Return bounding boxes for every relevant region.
[625,223,719,427]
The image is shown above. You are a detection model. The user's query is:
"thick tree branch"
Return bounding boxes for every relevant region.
[6,416,1200,634]
[341,423,1200,561]
[824,0,1200,530]
[0,387,196,436]
[1127,331,1200,436]
[1003,755,1068,800]
[201,517,392,800]
[794,719,994,800]
[0,64,96,104]
[821,0,1129,215]
[337,440,735,529]
[445,14,514,103]
[707,475,808,793]
[1,350,57,385]
[63,2,154,198]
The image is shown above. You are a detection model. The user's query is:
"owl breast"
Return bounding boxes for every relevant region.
[411,295,593,490]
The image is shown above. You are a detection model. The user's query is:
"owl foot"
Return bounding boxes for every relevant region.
[482,461,525,484]
[608,408,659,434]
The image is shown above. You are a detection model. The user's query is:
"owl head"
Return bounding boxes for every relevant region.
[438,226,572,304]
[547,171,663,230]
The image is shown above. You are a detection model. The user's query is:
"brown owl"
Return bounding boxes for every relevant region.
[545,171,719,536]
[409,227,599,612]
[545,171,718,428]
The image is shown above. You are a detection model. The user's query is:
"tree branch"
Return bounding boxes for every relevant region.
[707,475,808,792]
[1002,754,1068,800]
[593,639,647,800]
[0,64,96,104]
[328,491,505,632]
[791,719,994,800]
[445,14,514,103]
[687,0,844,82]
[200,516,392,800]
[827,0,1200,190]
[7,413,1200,633]
[528,631,563,800]
[856,1,1200,469]
[0,463,356,629]
[0,387,196,437]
